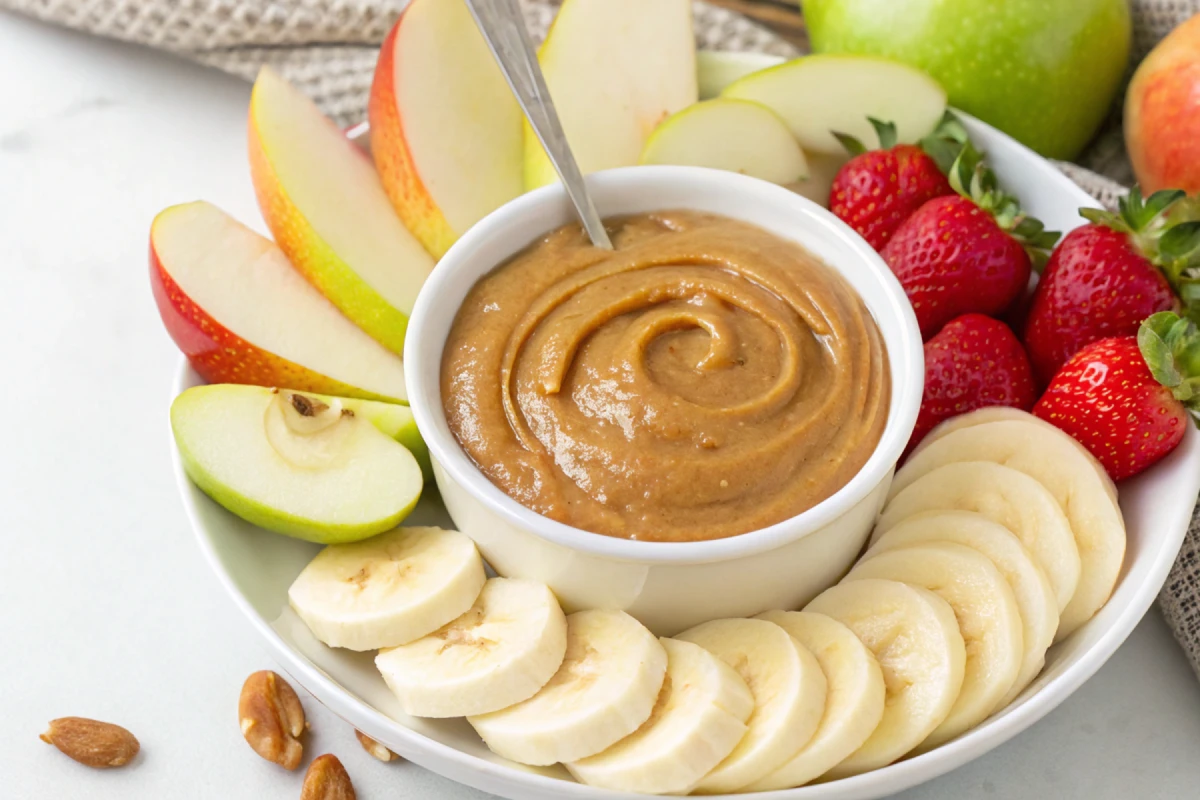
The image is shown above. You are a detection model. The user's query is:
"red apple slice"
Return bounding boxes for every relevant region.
[249,67,434,355]
[369,0,524,258]
[150,201,408,403]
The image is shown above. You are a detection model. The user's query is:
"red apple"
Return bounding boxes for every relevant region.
[150,201,408,402]
[1126,14,1200,194]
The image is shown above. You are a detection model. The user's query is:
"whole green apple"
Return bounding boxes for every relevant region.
[802,0,1131,160]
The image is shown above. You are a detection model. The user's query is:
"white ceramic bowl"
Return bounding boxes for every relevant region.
[404,165,923,635]
[172,111,1200,799]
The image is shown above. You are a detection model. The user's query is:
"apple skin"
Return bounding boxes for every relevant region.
[369,18,457,259]
[804,0,1131,160]
[149,234,392,404]
[1126,14,1200,194]
[248,94,412,356]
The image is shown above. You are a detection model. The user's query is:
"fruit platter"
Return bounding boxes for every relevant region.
[156,0,1200,797]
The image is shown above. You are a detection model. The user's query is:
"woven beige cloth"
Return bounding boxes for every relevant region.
[7,0,1200,678]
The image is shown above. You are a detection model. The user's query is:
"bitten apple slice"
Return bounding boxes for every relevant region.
[639,99,809,185]
[722,54,947,155]
[150,201,408,402]
[250,67,434,354]
[369,0,523,258]
[524,0,697,189]
[171,385,423,544]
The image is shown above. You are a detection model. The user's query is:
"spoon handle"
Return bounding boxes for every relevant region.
[463,0,614,250]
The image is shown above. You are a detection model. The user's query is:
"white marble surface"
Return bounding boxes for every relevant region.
[2,10,1200,799]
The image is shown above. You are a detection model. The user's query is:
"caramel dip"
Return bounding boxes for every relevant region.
[441,211,890,542]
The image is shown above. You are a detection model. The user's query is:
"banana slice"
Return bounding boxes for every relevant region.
[468,610,667,766]
[288,526,486,651]
[912,406,1118,504]
[874,461,1081,613]
[566,638,754,795]
[375,578,567,718]
[676,618,827,794]
[868,512,1058,706]
[747,611,886,790]
[846,542,1023,750]
[891,418,1126,640]
[805,579,965,778]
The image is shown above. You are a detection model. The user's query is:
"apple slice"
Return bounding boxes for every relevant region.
[150,201,408,403]
[171,384,423,543]
[272,387,432,479]
[369,0,523,258]
[249,66,434,354]
[722,54,947,155]
[639,98,809,184]
[697,51,783,100]
[524,0,697,189]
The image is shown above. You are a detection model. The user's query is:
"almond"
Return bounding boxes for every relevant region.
[239,670,306,770]
[301,754,356,800]
[355,729,398,762]
[40,717,139,768]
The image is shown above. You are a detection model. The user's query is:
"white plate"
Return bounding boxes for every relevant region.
[170,109,1200,798]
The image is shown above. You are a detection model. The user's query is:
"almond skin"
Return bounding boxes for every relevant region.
[355,729,398,762]
[301,754,356,800]
[40,717,139,768]
[238,670,306,769]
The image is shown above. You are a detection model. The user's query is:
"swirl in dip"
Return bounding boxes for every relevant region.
[441,211,890,542]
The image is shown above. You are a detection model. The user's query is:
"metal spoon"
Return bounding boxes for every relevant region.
[463,0,614,250]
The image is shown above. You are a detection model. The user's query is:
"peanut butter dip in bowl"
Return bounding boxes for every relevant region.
[405,167,922,634]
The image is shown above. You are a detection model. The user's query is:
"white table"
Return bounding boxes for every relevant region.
[2,11,1199,798]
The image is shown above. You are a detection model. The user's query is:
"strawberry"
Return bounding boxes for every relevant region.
[1023,188,1198,385]
[828,118,953,251]
[1033,312,1200,480]
[906,313,1037,456]
[881,143,1060,340]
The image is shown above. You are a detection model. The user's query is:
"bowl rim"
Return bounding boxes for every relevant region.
[403,165,924,565]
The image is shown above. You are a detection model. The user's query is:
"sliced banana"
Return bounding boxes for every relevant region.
[805,579,965,778]
[912,406,1118,504]
[566,638,754,795]
[891,418,1126,640]
[846,542,1023,750]
[868,512,1058,706]
[747,611,886,790]
[375,578,568,718]
[288,526,486,651]
[676,618,827,794]
[468,610,667,766]
[874,461,1081,613]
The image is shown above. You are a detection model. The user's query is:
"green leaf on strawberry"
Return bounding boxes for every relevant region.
[917,110,971,174]
[832,118,900,156]
[1139,311,1200,407]
[1077,186,1200,306]
[944,140,1061,269]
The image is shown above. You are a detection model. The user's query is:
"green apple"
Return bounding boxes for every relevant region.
[172,384,424,543]
[640,98,809,184]
[721,54,947,155]
[803,0,1131,160]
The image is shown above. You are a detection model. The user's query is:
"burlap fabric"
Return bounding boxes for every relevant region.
[6,0,1200,678]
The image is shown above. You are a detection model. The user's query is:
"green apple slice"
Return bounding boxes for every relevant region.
[172,384,423,543]
[697,51,783,100]
[640,98,809,184]
[722,54,947,154]
[524,0,697,189]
